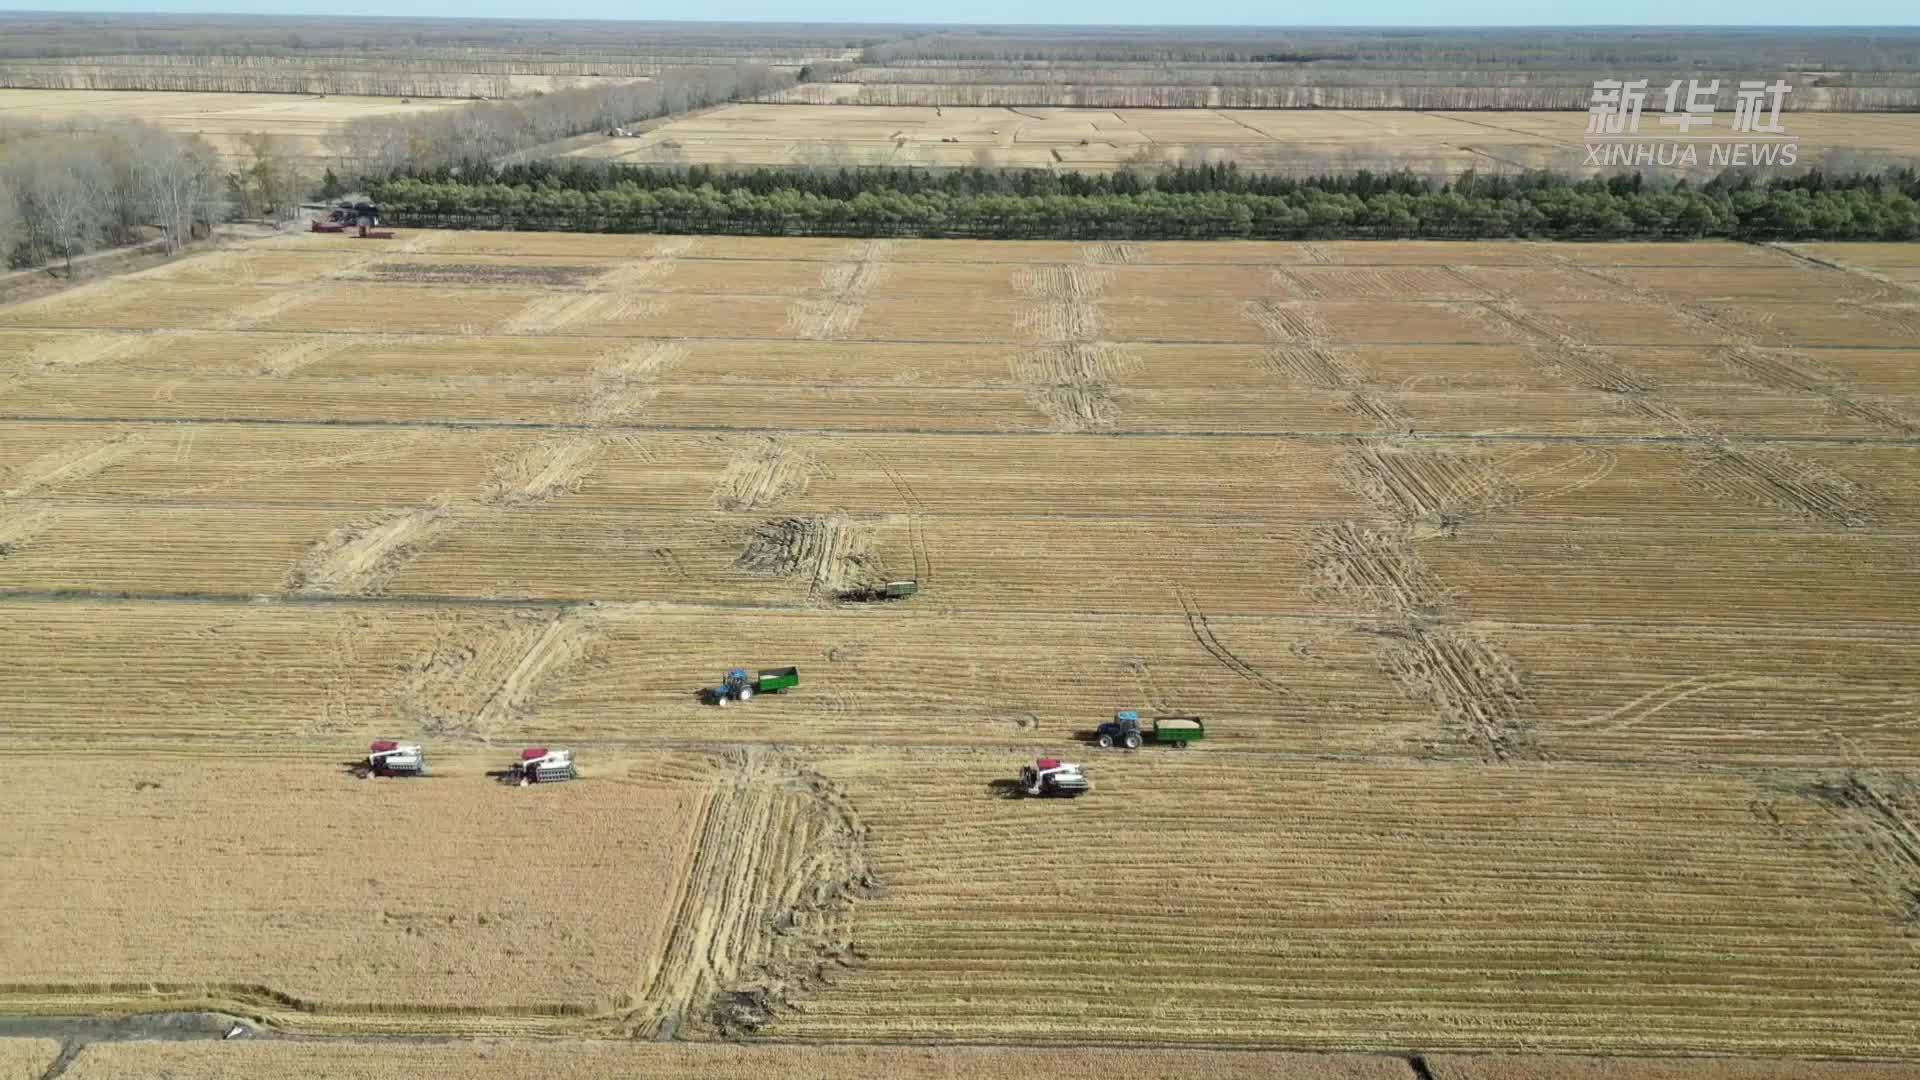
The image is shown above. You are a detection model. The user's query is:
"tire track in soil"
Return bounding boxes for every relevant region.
[1012,255,1132,431]
[628,750,872,1040]
[0,431,148,500]
[787,239,887,341]
[736,515,885,600]
[1323,436,1540,762]
[859,447,933,587]
[1243,300,1408,432]
[712,436,823,512]
[1254,345,1362,390]
[1364,620,1533,764]
[1560,258,1920,436]
[464,605,603,737]
[1173,584,1286,695]
[1476,291,1879,526]
[1765,768,1920,930]
[1690,439,1878,527]
[290,349,671,732]
[283,504,454,596]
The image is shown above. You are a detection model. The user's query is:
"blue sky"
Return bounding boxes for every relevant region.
[0,1,1911,25]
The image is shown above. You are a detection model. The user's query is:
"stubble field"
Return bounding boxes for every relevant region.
[1,230,1918,1067]
[570,102,1920,172]
[0,88,462,162]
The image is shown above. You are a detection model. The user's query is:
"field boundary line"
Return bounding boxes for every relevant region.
[6,413,1920,445]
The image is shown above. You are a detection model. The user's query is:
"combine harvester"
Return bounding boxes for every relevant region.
[837,580,919,604]
[507,747,577,786]
[356,740,427,778]
[1018,759,1091,798]
[707,666,800,706]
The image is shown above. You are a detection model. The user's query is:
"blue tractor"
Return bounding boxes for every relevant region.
[707,666,800,706]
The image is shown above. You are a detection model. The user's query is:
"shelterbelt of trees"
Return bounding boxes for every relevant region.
[372,163,1920,241]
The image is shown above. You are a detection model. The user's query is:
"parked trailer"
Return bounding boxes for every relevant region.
[708,666,800,706]
[1095,711,1205,749]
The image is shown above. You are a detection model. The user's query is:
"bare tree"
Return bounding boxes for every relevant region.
[23,148,105,276]
[128,126,224,252]
[0,172,19,267]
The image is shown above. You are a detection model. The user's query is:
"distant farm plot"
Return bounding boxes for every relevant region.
[569,103,1920,173]
[0,88,459,162]
[0,231,1917,1057]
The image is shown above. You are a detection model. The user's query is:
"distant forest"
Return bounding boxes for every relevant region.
[373,163,1920,241]
[0,13,899,59]
[4,16,1918,73]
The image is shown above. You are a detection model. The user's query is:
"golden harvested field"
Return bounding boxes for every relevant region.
[570,103,1920,173]
[0,88,460,162]
[59,1040,1412,1079]
[0,1040,60,1080]
[1,230,1918,1065]
[0,758,705,1019]
[1426,1058,1920,1080]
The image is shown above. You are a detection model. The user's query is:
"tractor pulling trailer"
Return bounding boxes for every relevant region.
[1095,711,1205,749]
[707,666,800,706]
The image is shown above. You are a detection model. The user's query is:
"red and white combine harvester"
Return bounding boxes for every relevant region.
[1019,758,1090,798]
[508,747,577,786]
[359,740,427,778]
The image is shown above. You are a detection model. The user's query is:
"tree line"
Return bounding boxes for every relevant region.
[0,122,226,272]
[0,12,893,59]
[859,28,1920,71]
[339,64,792,177]
[370,164,1920,241]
